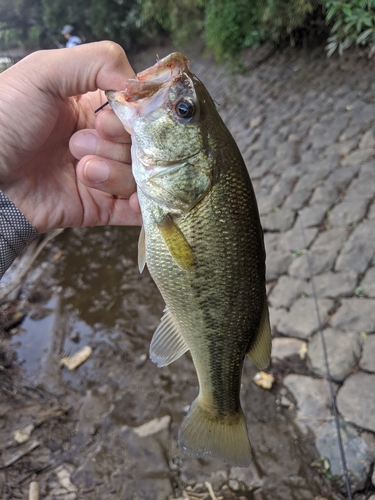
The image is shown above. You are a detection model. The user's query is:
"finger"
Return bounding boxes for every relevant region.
[17,41,136,98]
[95,108,129,141]
[76,155,136,199]
[69,130,131,163]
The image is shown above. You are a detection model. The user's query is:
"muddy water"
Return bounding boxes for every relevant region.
[3,225,331,500]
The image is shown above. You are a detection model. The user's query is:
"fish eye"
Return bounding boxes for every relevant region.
[175,98,195,119]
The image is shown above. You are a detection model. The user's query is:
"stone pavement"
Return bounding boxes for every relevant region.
[191,46,375,496]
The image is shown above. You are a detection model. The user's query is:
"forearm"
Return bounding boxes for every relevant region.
[0,191,37,278]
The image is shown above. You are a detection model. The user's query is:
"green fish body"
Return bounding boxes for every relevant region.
[106,53,271,467]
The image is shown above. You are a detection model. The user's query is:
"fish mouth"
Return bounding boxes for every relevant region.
[106,53,190,104]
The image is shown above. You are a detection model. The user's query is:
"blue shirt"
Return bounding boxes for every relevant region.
[66,36,82,48]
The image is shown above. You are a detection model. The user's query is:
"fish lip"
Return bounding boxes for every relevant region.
[106,53,191,104]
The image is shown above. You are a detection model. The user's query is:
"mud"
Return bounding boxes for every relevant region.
[0,43,364,499]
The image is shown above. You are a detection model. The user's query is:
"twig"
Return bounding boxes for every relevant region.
[204,482,218,500]
[29,481,39,500]
[0,228,64,301]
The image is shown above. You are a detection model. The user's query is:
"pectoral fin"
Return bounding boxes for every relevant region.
[247,301,271,369]
[138,225,146,273]
[150,307,189,367]
[157,214,195,270]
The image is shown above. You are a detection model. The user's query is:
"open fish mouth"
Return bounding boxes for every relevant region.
[106,53,190,104]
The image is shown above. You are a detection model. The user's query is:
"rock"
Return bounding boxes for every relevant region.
[180,458,228,488]
[261,208,296,232]
[77,388,113,435]
[359,334,375,372]
[230,462,263,490]
[337,372,375,432]
[297,204,329,228]
[279,226,318,252]
[266,250,293,281]
[271,337,306,360]
[315,418,372,492]
[289,228,348,279]
[327,164,360,191]
[307,328,362,382]
[328,199,369,227]
[268,276,308,308]
[345,163,375,201]
[330,298,375,332]
[360,266,375,297]
[133,415,171,437]
[277,297,334,339]
[341,148,375,167]
[308,271,357,298]
[283,190,312,211]
[335,221,375,273]
[283,374,332,432]
[359,130,375,149]
[309,181,339,206]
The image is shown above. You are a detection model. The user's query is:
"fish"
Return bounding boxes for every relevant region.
[105,52,271,467]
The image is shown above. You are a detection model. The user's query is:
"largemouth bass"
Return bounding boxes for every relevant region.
[106,53,271,467]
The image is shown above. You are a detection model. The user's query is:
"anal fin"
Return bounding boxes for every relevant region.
[247,301,271,369]
[150,307,189,367]
[157,214,195,270]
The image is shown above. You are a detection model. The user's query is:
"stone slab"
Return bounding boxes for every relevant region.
[337,372,375,432]
[271,337,306,360]
[359,334,375,372]
[307,328,362,382]
[330,298,375,333]
[277,297,334,339]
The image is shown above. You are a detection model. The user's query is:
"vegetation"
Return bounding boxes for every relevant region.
[1,0,375,59]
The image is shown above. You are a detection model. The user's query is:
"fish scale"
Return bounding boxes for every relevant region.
[106,52,271,467]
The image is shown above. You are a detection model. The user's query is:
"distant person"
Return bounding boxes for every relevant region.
[61,24,83,48]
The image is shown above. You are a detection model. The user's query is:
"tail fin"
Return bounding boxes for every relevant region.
[178,397,251,467]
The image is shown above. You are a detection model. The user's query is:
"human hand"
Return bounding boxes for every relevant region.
[0,41,142,233]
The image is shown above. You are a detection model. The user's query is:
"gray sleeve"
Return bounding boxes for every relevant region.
[0,191,38,278]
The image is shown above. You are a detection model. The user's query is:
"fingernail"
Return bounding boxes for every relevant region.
[72,133,98,156]
[84,160,109,183]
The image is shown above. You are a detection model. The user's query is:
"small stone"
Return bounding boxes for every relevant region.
[359,333,375,372]
[279,226,318,252]
[307,329,362,382]
[359,130,375,149]
[133,415,171,438]
[253,371,275,389]
[315,418,372,491]
[337,372,375,432]
[229,479,240,491]
[13,423,34,444]
[61,346,92,370]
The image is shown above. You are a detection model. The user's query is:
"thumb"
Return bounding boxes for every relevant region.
[14,41,136,98]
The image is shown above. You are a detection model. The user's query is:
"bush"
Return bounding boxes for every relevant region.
[324,0,375,57]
